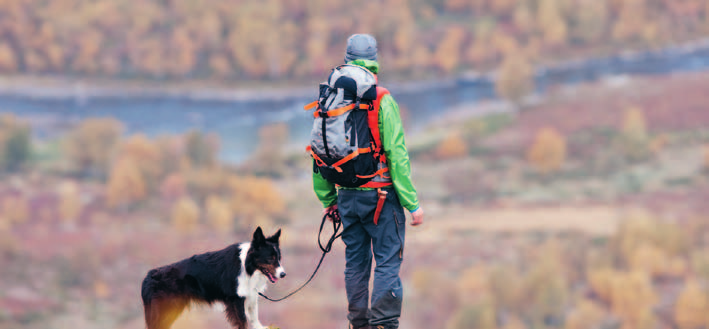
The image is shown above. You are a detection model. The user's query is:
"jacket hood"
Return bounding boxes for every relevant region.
[347,59,379,74]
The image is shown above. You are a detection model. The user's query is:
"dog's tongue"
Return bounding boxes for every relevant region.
[267,272,278,283]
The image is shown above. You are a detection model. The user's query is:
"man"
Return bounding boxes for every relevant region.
[311,33,424,329]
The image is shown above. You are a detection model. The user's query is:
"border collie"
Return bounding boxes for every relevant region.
[141,227,285,329]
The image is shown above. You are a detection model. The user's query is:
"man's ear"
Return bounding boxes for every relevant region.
[252,226,265,245]
[267,228,281,243]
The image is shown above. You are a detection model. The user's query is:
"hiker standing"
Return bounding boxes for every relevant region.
[306,33,424,329]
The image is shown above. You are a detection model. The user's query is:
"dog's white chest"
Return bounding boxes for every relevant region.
[236,243,268,298]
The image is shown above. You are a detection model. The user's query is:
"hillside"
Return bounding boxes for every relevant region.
[1,70,709,329]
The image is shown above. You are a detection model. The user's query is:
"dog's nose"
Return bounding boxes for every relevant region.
[279,271,286,278]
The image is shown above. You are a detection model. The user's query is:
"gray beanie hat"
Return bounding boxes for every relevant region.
[345,34,378,62]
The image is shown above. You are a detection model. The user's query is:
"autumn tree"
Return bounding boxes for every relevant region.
[496,51,535,107]
[228,175,285,229]
[436,131,467,159]
[171,196,200,234]
[674,279,709,329]
[433,26,466,74]
[64,118,123,177]
[527,127,567,175]
[105,157,146,209]
[616,107,651,161]
[537,0,568,47]
[117,134,164,191]
[206,195,233,233]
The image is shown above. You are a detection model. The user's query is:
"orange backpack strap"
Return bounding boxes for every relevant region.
[369,87,390,163]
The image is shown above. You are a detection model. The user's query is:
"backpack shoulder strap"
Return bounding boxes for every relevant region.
[368,86,390,163]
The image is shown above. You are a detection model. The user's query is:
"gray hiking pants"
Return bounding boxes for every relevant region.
[337,187,406,329]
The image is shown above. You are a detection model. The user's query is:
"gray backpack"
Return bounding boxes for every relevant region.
[305,64,388,187]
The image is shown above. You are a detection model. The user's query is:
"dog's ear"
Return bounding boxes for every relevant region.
[253,226,265,245]
[267,229,281,243]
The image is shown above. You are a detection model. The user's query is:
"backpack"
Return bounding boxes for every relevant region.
[304,64,390,188]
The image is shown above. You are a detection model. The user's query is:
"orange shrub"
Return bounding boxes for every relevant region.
[436,132,467,159]
[527,127,567,174]
[496,51,534,106]
[617,107,650,161]
[106,157,146,209]
[171,197,200,233]
[64,118,123,175]
[117,134,164,190]
[228,175,285,228]
[674,279,709,329]
[206,195,233,233]
[610,271,657,329]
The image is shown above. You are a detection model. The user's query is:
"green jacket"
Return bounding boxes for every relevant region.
[312,59,420,213]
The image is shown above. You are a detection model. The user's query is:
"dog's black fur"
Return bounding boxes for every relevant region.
[141,227,283,329]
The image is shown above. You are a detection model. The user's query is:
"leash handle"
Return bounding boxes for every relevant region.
[259,211,342,302]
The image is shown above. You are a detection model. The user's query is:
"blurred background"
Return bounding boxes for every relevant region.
[1,0,709,328]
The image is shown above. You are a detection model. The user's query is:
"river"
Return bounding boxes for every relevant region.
[2,39,709,163]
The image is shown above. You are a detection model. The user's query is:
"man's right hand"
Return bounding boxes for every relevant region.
[411,207,424,226]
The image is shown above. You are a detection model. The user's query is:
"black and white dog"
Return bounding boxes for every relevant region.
[141,227,285,329]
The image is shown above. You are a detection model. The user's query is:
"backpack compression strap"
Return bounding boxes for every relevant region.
[368,87,390,164]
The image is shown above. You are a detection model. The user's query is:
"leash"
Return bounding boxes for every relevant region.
[259,208,342,302]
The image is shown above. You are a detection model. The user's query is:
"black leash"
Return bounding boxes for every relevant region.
[259,209,342,302]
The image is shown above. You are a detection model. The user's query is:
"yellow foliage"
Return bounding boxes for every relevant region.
[117,134,164,190]
[434,26,466,73]
[588,268,616,303]
[106,157,146,209]
[171,197,200,234]
[674,279,709,329]
[617,107,651,161]
[57,181,82,225]
[527,127,567,174]
[610,271,657,329]
[614,212,687,267]
[537,0,568,46]
[496,51,534,106]
[65,118,123,175]
[206,195,233,233]
[228,175,285,227]
[436,132,467,159]
[565,299,606,329]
